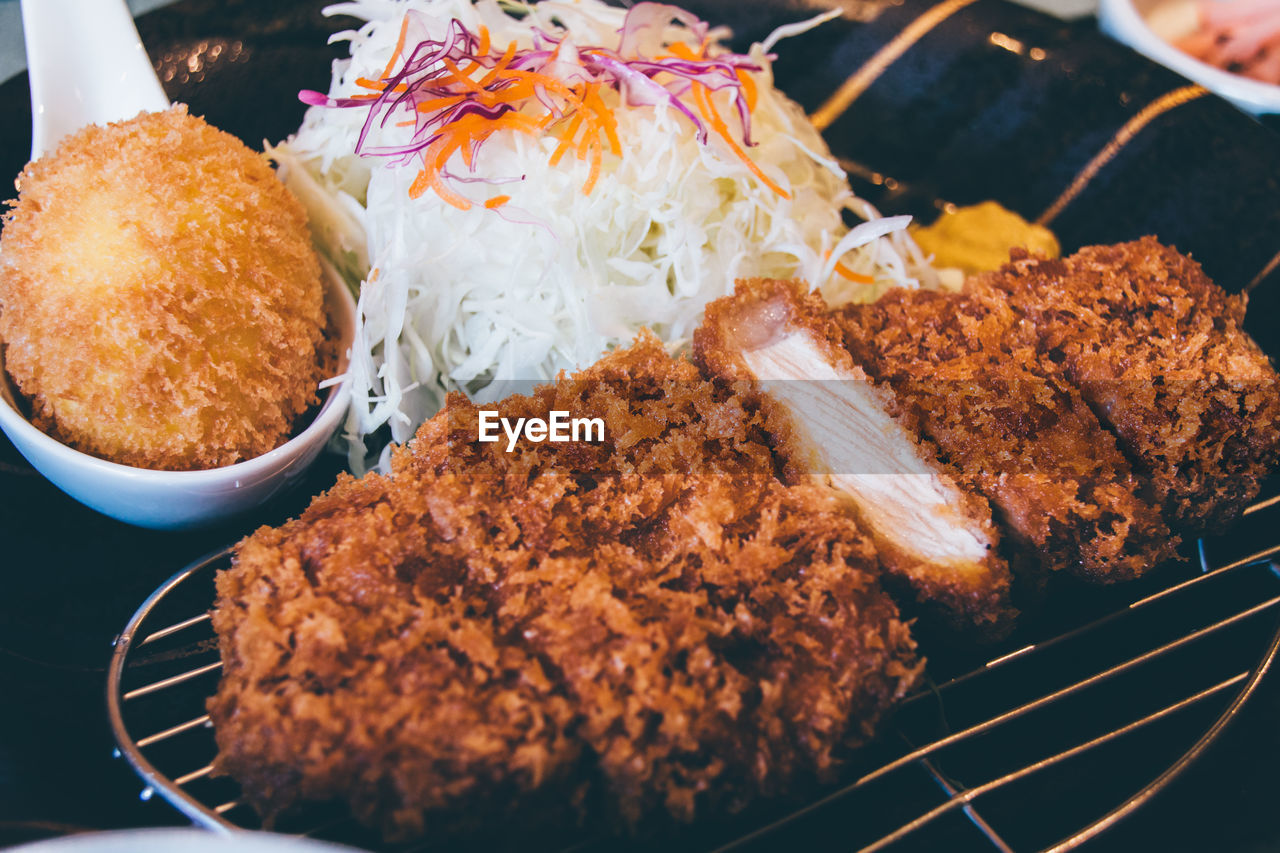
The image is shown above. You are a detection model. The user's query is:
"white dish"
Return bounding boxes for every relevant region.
[1098,0,1280,116]
[0,261,356,530]
[9,828,363,853]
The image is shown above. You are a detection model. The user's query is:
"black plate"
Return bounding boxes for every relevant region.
[3,0,1280,850]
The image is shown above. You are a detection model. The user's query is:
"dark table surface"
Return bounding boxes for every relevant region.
[2,0,1280,850]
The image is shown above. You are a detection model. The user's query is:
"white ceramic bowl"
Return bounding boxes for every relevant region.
[1099,0,1280,116]
[9,828,362,853]
[0,261,356,530]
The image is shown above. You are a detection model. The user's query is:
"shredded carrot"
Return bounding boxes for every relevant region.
[666,39,777,196]
[502,68,579,101]
[357,15,769,209]
[377,14,412,82]
[581,139,603,195]
[454,111,546,137]
[735,68,758,112]
[576,122,597,160]
[408,169,430,198]
[410,163,472,210]
[583,85,621,155]
[574,85,601,160]
[440,57,486,93]
[413,111,547,201]
[692,82,790,199]
[429,170,473,210]
[549,110,585,167]
[356,77,407,94]
[416,94,467,113]
[668,40,700,61]
[459,58,488,79]
[834,261,875,283]
[482,78,536,105]
[478,41,519,87]
[429,132,464,169]
[459,135,477,170]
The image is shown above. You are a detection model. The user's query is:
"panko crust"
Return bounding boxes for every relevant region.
[691,277,854,391]
[406,339,921,824]
[208,471,586,842]
[970,237,1280,531]
[210,334,922,839]
[840,287,1178,583]
[0,106,326,469]
[694,278,1016,637]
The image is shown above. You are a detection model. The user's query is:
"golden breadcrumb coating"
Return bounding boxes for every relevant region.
[209,334,921,839]
[208,471,585,842]
[0,106,326,470]
[694,278,1015,637]
[840,287,1178,583]
[970,238,1280,531]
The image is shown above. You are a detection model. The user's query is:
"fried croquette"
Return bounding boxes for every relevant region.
[840,287,1178,583]
[209,333,921,838]
[0,106,327,470]
[970,238,1280,531]
[693,278,1015,636]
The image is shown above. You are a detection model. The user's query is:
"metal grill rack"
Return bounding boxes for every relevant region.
[107,490,1280,852]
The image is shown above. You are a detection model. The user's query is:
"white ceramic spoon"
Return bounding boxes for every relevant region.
[21,0,169,160]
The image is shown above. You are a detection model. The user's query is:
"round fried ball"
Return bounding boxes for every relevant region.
[0,106,327,470]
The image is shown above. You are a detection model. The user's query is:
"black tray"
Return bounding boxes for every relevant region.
[3,0,1280,850]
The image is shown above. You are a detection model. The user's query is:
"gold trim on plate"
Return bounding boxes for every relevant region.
[1037,84,1208,226]
[1245,248,1280,295]
[810,0,983,132]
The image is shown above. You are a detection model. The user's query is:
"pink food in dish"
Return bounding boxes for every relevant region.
[1173,0,1280,85]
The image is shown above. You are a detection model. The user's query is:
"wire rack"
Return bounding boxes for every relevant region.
[107,487,1280,852]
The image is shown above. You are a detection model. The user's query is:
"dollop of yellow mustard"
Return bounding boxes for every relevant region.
[912,201,1060,277]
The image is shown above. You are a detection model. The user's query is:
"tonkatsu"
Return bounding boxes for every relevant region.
[840,285,1178,583]
[970,237,1280,531]
[209,333,921,838]
[694,278,1016,635]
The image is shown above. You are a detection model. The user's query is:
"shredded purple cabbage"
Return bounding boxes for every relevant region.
[297,2,767,186]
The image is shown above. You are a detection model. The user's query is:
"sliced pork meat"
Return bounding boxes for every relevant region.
[694,277,1015,636]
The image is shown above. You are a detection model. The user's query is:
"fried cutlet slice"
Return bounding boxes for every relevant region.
[840,287,1178,583]
[208,471,584,841]
[400,336,922,824]
[970,237,1280,531]
[693,278,1015,636]
[211,333,921,838]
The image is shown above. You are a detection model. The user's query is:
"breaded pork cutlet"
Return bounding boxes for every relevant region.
[402,335,921,823]
[693,278,1015,636]
[208,471,584,842]
[211,333,921,838]
[840,287,1178,583]
[971,237,1280,531]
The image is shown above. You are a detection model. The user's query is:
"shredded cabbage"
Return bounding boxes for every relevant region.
[274,0,938,471]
